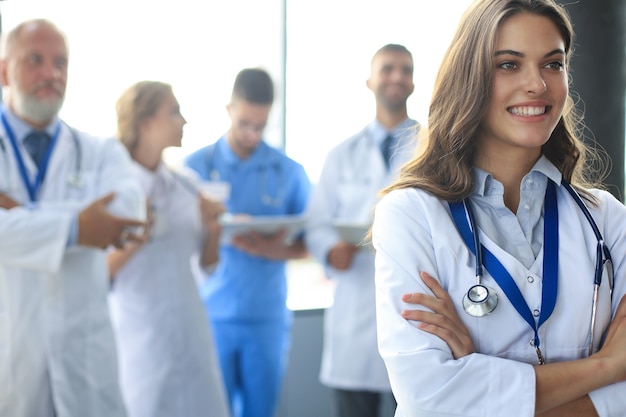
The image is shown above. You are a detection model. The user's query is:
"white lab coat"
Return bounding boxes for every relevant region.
[0,122,145,417]
[372,168,626,417]
[108,162,230,417]
[305,120,417,391]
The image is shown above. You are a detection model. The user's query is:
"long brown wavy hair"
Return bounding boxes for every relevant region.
[380,0,606,203]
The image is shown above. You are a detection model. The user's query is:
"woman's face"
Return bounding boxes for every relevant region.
[141,91,187,150]
[477,13,568,160]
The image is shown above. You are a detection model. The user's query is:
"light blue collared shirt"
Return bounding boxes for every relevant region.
[1,104,59,143]
[469,155,562,268]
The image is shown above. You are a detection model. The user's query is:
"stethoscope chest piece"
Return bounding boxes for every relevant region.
[67,172,83,188]
[462,284,498,317]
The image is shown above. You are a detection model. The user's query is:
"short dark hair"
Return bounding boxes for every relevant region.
[372,44,413,63]
[231,68,274,105]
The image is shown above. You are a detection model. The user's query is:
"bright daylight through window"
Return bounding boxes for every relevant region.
[0,0,473,309]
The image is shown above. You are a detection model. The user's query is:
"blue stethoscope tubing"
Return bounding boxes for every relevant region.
[204,141,285,207]
[450,179,613,357]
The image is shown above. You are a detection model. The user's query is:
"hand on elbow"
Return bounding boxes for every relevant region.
[401,271,476,359]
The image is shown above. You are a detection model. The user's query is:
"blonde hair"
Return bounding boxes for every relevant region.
[115,81,173,155]
[382,0,604,202]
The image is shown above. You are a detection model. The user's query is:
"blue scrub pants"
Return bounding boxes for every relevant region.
[211,320,291,417]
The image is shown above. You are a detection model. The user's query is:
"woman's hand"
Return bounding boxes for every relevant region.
[401,271,476,359]
[107,200,153,282]
[199,195,225,236]
[0,193,19,209]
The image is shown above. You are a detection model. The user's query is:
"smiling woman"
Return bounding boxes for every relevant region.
[372,1,626,416]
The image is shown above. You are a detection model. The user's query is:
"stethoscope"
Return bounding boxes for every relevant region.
[0,121,83,195]
[204,142,285,207]
[450,180,614,358]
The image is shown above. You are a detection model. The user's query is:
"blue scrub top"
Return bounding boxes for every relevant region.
[185,136,311,322]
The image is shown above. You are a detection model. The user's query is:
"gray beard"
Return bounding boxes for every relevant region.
[11,89,64,124]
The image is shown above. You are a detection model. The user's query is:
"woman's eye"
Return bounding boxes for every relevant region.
[545,61,565,70]
[497,61,517,70]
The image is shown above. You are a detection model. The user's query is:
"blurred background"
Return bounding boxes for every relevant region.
[0,0,475,183]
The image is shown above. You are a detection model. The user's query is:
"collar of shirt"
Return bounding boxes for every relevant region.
[366,118,418,147]
[132,160,175,197]
[1,104,59,142]
[469,155,563,265]
[217,134,276,169]
[471,155,563,198]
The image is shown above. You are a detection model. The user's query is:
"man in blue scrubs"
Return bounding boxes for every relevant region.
[184,68,311,417]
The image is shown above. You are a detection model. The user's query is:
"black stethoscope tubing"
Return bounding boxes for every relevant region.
[562,182,614,290]
[463,181,613,298]
[460,180,614,356]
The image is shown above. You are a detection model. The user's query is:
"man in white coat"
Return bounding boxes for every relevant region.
[0,19,145,417]
[305,44,419,417]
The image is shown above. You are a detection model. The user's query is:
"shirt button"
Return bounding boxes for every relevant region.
[524,204,530,210]
[527,276,535,283]
[533,309,540,317]
[529,338,535,346]
[527,178,534,185]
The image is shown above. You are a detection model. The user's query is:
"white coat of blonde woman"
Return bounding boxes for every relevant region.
[108,80,230,417]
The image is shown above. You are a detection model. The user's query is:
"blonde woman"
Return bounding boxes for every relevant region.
[108,81,230,417]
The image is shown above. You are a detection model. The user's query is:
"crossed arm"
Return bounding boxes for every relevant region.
[1,192,145,249]
[401,272,626,416]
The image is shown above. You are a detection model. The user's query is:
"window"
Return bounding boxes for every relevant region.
[1,0,473,180]
[1,0,474,309]
[285,0,473,182]
[0,0,285,163]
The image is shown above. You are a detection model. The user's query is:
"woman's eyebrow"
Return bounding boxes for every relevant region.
[494,48,565,58]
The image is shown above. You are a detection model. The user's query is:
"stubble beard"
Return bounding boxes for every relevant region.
[10,82,65,125]
[379,88,409,114]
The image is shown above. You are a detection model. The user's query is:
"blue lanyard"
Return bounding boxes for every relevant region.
[1,111,61,202]
[449,180,559,353]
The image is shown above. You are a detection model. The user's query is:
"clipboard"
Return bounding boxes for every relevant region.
[219,214,307,245]
[333,221,371,245]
